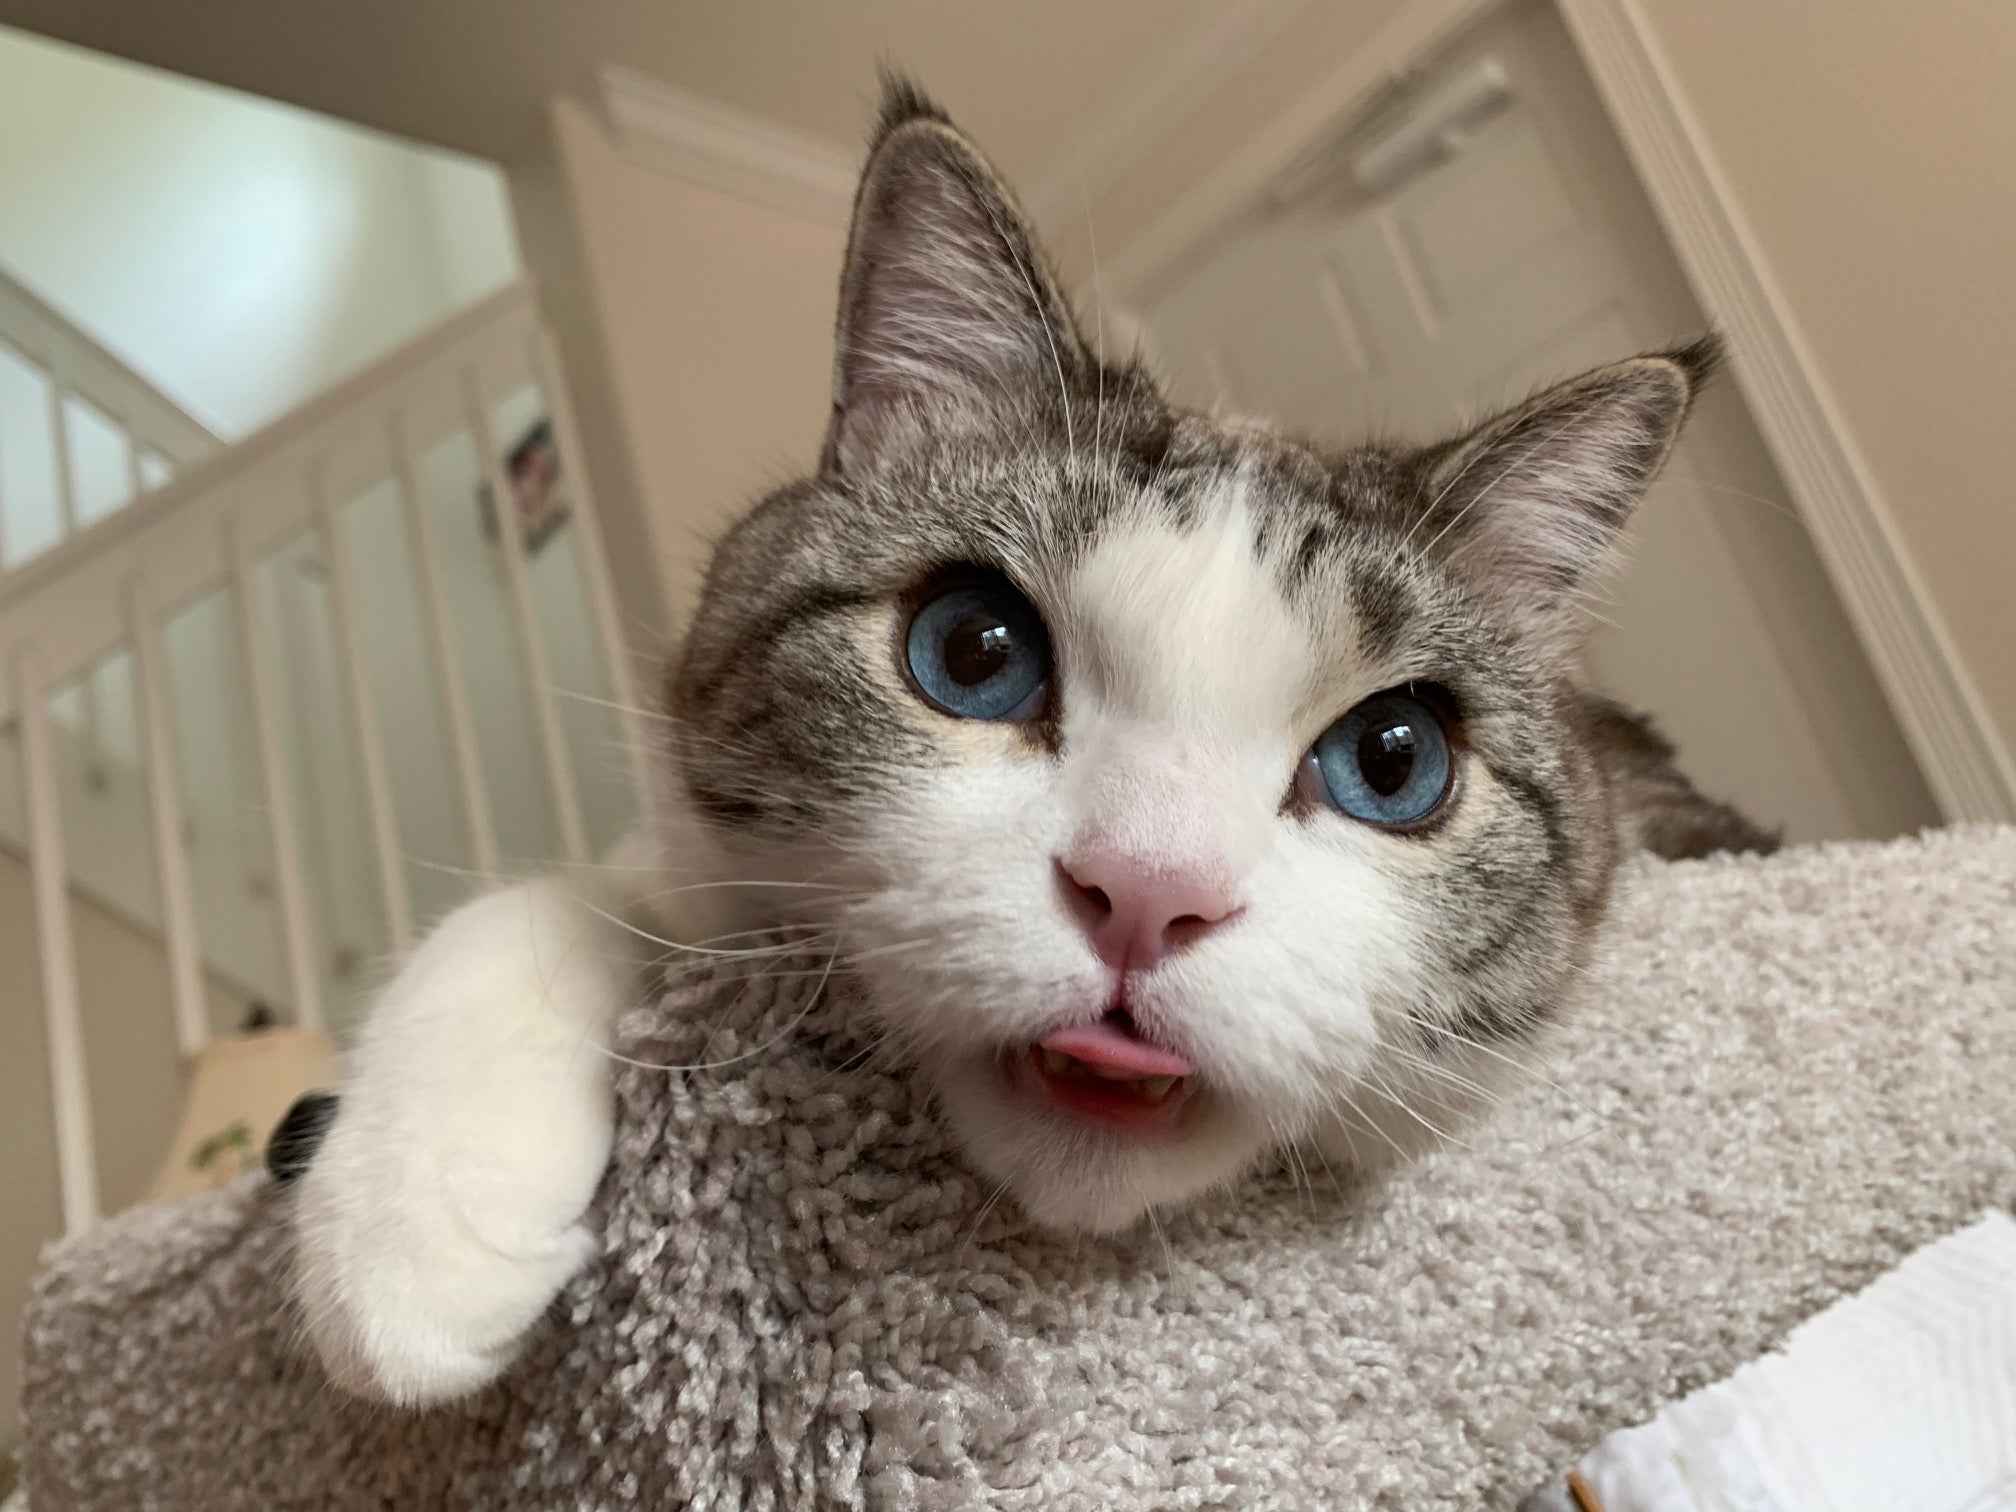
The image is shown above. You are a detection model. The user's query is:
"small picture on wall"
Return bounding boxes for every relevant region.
[478,420,569,555]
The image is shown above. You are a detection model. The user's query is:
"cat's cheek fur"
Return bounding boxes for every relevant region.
[828,764,1228,1233]
[1152,831,1420,1108]
[840,761,1105,1059]
[289,874,640,1405]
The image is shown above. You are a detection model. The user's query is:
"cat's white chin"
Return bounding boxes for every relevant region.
[929,1054,1271,1235]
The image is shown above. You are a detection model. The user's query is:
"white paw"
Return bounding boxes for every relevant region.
[294,1203,600,1406]
[288,879,629,1406]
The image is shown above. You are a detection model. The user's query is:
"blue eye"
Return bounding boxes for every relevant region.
[1304,691,1454,826]
[904,578,1051,721]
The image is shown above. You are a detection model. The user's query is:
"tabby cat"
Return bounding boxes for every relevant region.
[289,80,1772,1405]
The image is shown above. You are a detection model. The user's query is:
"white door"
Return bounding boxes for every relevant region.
[1139,0,1935,844]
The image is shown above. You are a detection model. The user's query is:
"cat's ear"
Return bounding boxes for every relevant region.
[822,77,1088,475]
[1416,339,1718,647]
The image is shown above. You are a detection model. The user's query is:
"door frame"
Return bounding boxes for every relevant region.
[1101,0,2016,825]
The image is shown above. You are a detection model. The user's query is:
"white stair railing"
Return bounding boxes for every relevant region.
[0,264,222,570]
[0,278,652,1239]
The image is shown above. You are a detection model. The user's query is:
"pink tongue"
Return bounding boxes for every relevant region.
[1037,1023,1193,1080]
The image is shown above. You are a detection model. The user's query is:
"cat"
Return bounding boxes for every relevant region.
[288,78,1774,1407]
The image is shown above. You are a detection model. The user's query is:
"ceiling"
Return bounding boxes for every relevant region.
[0,0,1282,190]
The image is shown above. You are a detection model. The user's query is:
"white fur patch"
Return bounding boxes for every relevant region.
[1055,481,1312,873]
[292,873,640,1404]
[1064,480,1310,733]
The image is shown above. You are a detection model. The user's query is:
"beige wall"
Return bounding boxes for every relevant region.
[1626,0,2016,769]
[513,99,843,645]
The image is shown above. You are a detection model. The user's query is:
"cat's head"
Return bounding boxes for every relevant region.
[665,81,1707,1232]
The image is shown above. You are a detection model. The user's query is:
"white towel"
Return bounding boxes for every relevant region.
[1563,1210,2016,1512]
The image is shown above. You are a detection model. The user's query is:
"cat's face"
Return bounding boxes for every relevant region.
[668,84,1705,1232]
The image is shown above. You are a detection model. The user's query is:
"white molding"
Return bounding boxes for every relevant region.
[1102,0,2014,823]
[596,66,857,227]
[1025,0,1320,227]
[1556,0,2016,822]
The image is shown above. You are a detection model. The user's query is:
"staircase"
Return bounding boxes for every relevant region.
[0,271,652,1243]
[0,265,221,567]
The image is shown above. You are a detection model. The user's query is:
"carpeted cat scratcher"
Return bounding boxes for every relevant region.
[19,826,2016,1510]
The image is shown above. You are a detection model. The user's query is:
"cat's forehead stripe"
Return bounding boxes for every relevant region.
[1058,470,1315,735]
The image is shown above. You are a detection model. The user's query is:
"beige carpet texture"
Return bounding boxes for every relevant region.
[19,825,2016,1509]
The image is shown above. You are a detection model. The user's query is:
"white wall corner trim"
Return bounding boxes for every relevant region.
[596,66,857,228]
[1556,0,2016,823]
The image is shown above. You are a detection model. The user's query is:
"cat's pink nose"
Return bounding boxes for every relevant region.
[1058,853,1242,973]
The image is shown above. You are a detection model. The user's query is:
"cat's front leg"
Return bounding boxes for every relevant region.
[288,868,647,1406]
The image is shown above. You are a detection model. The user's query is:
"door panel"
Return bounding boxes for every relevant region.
[1389,117,1579,314]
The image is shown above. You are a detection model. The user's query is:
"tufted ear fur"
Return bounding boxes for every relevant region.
[1416,339,1719,649]
[821,77,1090,476]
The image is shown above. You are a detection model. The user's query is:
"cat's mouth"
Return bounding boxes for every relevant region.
[1003,1012,1201,1133]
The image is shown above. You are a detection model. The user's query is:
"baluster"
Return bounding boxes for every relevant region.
[44,355,78,541]
[315,467,413,949]
[528,326,655,821]
[391,412,500,875]
[463,366,588,863]
[225,516,323,1030]
[15,642,100,1234]
[127,577,209,1057]
[122,415,144,505]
